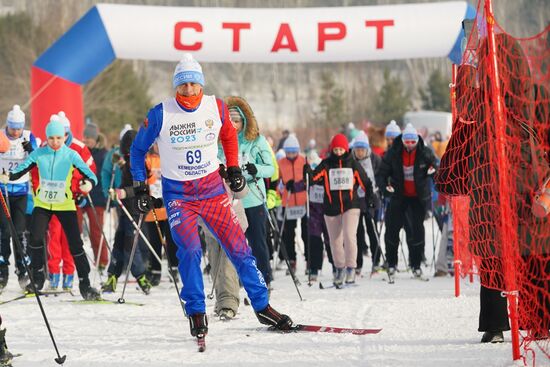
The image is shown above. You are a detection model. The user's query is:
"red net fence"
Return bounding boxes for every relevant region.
[435,0,549,364]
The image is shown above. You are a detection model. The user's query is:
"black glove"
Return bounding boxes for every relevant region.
[244,163,258,176]
[152,197,164,209]
[303,163,313,180]
[21,140,33,153]
[285,179,295,193]
[132,181,152,213]
[226,166,246,192]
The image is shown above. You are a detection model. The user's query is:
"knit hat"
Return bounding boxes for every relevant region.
[385,120,401,138]
[402,123,419,141]
[352,131,370,149]
[275,149,286,161]
[119,124,132,141]
[330,133,349,151]
[6,105,25,129]
[84,123,99,139]
[283,134,300,153]
[45,116,65,138]
[173,53,205,88]
[58,111,71,133]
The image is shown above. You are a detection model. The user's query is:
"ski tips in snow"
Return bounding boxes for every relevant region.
[295,324,382,335]
[264,323,382,335]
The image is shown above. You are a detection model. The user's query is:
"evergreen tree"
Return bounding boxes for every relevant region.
[419,69,451,111]
[371,69,410,125]
[317,70,347,139]
[84,60,151,141]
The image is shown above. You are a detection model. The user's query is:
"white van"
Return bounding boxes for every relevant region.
[403,111,453,139]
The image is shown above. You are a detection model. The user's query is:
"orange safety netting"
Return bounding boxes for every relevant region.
[435,0,549,364]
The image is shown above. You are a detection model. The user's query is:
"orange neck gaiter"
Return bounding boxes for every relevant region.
[176,90,203,110]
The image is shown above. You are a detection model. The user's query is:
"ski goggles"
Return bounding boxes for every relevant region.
[403,139,418,148]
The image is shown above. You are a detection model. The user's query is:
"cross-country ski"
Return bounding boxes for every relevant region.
[0,1,547,366]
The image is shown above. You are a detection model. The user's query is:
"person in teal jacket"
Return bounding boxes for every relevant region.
[224,96,275,286]
[101,146,122,200]
[1,118,101,300]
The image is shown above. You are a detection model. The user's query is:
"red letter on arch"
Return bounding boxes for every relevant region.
[222,23,251,52]
[365,20,394,49]
[174,22,203,51]
[318,22,346,51]
[271,23,298,52]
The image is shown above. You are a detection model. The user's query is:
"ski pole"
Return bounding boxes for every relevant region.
[206,247,222,300]
[305,173,312,287]
[0,188,66,365]
[113,195,163,267]
[95,166,116,275]
[86,193,113,256]
[249,177,303,301]
[149,206,186,317]
[371,214,390,282]
[118,213,144,304]
[430,200,437,270]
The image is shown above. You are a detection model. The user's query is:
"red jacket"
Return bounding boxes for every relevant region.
[69,138,96,196]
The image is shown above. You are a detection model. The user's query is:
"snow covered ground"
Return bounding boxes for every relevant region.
[1,219,548,367]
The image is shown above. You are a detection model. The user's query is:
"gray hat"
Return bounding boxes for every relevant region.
[83,123,99,139]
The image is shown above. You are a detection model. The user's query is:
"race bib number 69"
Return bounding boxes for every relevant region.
[329,168,354,191]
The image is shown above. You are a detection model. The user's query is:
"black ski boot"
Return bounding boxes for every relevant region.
[481,331,504,343]
[150,271,161,287]
[0,264,8,290]
[15,268,29,291]
[188,313,208,337]
[79,278,101,301]
[255,304,294,331]
[25,267,45,294]
[0,317,13,367]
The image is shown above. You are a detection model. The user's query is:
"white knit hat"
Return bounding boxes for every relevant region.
[402,123,419,142]
[173,53,205,88]
[352,131,370,149]
[6,105,25,129]
[57,111,71,133]
[275,149,286,161]
[119,123,132,141]
[385,120,401,138]
[283,134,300,153]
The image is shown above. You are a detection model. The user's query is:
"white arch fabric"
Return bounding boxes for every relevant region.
[97,1,469,63]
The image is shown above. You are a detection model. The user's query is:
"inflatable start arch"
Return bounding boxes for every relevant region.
[31,1,475,139]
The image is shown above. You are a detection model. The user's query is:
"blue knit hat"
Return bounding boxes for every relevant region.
[173,53,205,88]
[6,105,25,129]
[46,116,65,138]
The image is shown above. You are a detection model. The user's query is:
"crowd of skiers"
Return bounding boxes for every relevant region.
[0,54,455,363]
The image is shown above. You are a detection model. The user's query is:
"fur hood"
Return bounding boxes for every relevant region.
[224,96,259,142]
